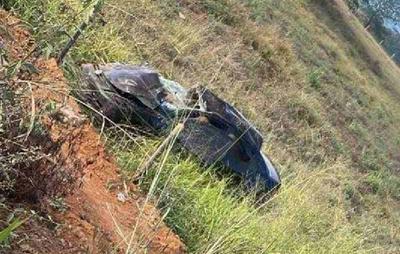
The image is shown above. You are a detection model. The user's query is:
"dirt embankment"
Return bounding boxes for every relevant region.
[0,10,185,254]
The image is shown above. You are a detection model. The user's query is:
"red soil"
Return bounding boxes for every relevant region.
[0,10,185,254]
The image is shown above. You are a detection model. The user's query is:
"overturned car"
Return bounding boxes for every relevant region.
[80,64,281,190]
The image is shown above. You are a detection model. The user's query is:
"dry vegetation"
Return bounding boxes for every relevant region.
[2,0,400,253]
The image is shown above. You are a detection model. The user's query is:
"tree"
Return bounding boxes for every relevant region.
[346,0,360,13]
[362,0,400,28]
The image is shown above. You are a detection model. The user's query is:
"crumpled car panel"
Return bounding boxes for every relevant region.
[101,64,162,109]
[181,88,280,189]
[187,87,263,152]
[80,63,281,190]
[81,64,170,130]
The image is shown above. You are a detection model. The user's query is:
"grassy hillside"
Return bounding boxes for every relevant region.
[4,0,400,253]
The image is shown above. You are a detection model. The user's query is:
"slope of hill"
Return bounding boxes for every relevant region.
[2,0,400,253]
[0,10,186,253]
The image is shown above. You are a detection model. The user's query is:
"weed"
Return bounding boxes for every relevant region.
[201,0,239,25]
[1,85,21,193]
[45,100,57,114]
[343,182,355,200]
[348,120,367,139]
[308,68,324,89]
[0,218,25,245]
[49,197,68,213]
[288,97,320,127]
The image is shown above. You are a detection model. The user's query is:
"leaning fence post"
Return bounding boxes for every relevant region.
[57,0,104,65]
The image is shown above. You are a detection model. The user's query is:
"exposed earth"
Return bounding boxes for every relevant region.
[0,10,185,254]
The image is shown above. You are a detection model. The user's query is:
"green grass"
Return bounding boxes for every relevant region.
[0,219,26,245]
[4,0,400,253]
[113,137,363,253]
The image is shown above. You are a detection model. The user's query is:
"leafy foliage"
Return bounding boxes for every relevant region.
[0,219,25,244]
[361,0,400,23]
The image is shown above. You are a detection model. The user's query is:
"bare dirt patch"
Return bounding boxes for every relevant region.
[0,10,185,254]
